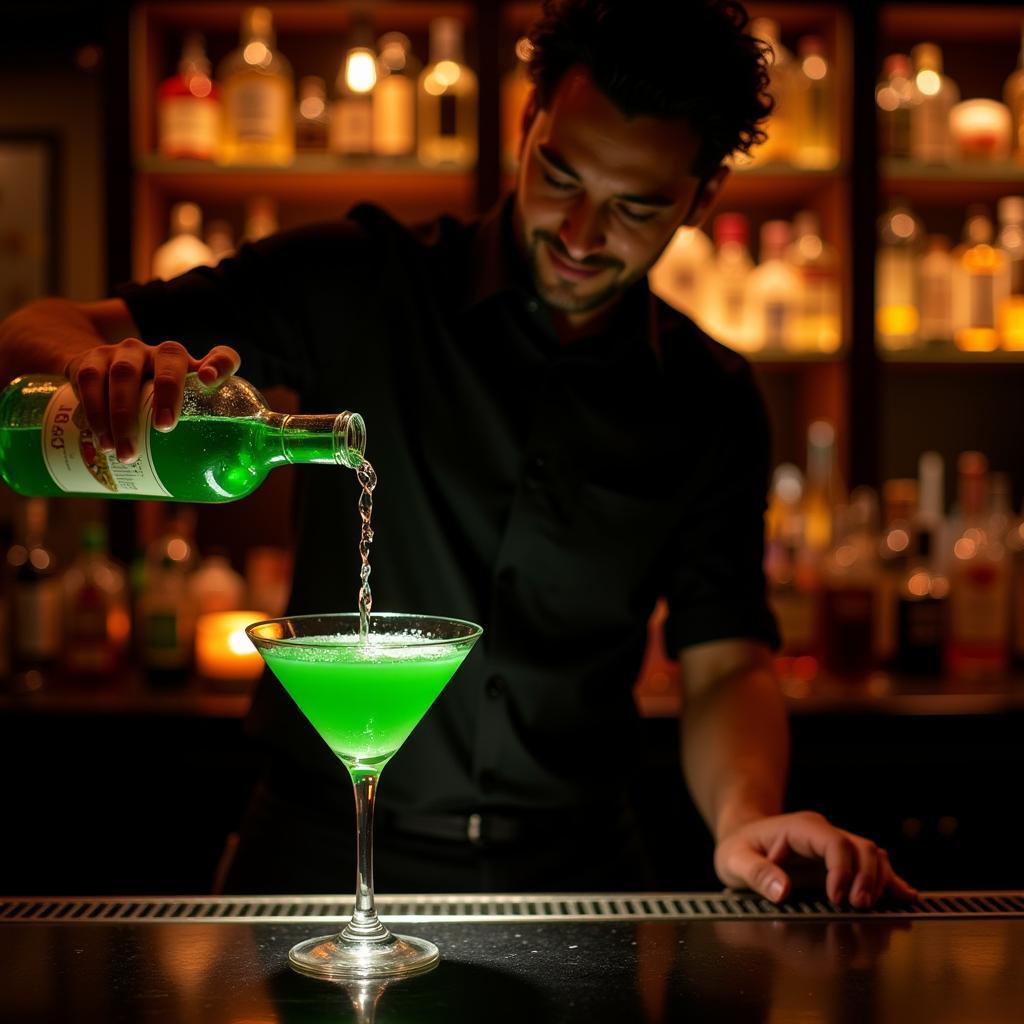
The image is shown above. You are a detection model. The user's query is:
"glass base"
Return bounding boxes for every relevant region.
[288,930,439,980]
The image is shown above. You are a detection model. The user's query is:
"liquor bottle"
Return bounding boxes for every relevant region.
[157,33,220,161]
[373,33,418,158]
[765,463,819,658]
[876,200,923,351]
[997,195,1024,350]
[243,196,278,243]
[205,219,235,262]
[877,478,918,665]
[792,36,838,169]
[787,210,841,353]
[802,420,841,557]
[1004,24,1024,164]
[218,6,295,166]
[648,226,713,325]
[946,452,1011,680]
[329,24,376,157]
[501,36,534,170]
[61,521,130,681]
[707,213,754,351]
[894,523,949,675]
[918,234,955,348]
[190,551,247,615]
[953,207,1004,353]
[746,18,794,165]
[137,552,195,686]
[7,498,61,681]
[152,202,216,281]
[295,76,329,152]
[417,17,478,168]
[821,489,881,679]
[0,374,366,503]
[749,220,801,351]
[917,450,947,574]
[909,43,959,166]
[876,54,914,159]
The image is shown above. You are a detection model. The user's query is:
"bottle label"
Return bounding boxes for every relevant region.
[228,81,286,143]
[969,273,996,329]
[159,97,220,159]
[41,383,171,498]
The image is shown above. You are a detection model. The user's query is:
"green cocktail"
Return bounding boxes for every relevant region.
[262,640,470,771]
[247,612,482,980]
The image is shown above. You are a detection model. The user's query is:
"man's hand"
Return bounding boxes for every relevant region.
[66,339,240,464]
[714,811,919,907]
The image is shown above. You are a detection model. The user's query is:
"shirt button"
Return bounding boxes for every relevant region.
[486,675,507,698]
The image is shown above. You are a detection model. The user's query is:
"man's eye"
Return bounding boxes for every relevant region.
[619,206,656,223]
[542,172,576,191]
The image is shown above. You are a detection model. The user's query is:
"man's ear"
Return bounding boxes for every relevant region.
[518,88,539,161]
[681,164,731,228]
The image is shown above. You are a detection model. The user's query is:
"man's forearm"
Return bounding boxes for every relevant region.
[680,664,790,842]
[0,298,108,385]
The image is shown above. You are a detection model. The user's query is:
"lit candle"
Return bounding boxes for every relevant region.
[195,611,268,684]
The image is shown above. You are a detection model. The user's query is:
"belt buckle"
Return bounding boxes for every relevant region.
[467,812,483,845]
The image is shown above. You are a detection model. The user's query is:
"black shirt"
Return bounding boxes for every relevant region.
[119,198,779,819]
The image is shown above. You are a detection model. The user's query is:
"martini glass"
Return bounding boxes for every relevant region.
[246,612,482,980]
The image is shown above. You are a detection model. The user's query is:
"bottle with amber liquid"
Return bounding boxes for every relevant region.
[218,6,294,166]
[954,207,1004,352]
[373,33,418,158]
[418,17,478,167]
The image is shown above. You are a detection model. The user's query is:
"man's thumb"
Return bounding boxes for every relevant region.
[721,845,790,902]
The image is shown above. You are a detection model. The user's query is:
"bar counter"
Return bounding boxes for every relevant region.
[2,892,1024,1022]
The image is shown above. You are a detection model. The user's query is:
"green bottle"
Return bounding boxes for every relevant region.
[0,374,365,503]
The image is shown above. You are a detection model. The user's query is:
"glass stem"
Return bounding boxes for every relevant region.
[341,769,391,944]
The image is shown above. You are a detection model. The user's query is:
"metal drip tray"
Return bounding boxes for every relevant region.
[2,890,1022,924]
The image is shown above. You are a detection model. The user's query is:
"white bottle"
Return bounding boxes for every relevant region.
[707,212,754,350]
[918,234,954,347]
[749,220,801,351]
[648,226,714,325]
[787,210,841,352]
[151,202,215,281]
[190,553,247,615]
[909,42,959,165]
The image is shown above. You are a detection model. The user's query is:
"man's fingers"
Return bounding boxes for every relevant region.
[848,840,880,909]
[720,844,791,903]
[195,345,241,385]
[107,338,147,462]
[152,341,192,431]
[73,351,114,452]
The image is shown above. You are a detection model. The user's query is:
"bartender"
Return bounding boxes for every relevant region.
[0,0,916,906]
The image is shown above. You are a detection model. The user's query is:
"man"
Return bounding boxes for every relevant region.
[0,0,916,906]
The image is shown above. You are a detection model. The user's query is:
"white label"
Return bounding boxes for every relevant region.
[159,97,220,159]
[41,383,171,497]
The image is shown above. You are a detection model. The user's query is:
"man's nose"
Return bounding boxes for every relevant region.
[558,199,607,261]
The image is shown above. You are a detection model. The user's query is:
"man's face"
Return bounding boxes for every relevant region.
[514,65,712,324]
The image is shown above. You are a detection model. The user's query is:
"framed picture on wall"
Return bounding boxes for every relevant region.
[0,134,60,320]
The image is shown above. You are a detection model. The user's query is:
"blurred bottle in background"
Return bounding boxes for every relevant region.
[876,478,918,665]
[329,22,376,157]
[876,54,914,159]
[953,206,1004,353]
[418,16,478,167]
[997,196,1024,349]
[918,234,955,348]
[707,213,754,351]
[648,226,713,327]
[205,219,235,262]
[294,75,329,152]
[792,35,838,169]
[909,42,959,165]
[788,209,841,352]
[62,522,130,684]
[158,33,220,161]
[501,36,534,170]
[876,199,922,351]
[373,32,418,158]
[1004,24,1024,165]
[802,420,842,557]
[749,219,800,351]
[190,551,247,616]
[218,6,295,166]
[151,202,216,281]
[244,196,278,242]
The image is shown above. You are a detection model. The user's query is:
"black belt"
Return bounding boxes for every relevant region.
[381,809,610,848]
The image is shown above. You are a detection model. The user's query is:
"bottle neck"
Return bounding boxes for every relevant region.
[264,411,365,469]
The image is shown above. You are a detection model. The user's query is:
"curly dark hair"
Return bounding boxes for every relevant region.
[527,0,773,176]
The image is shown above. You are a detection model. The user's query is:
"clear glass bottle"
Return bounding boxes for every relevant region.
[917,450,948,575]
[501,36,534,170]
[7,498,61,682]
[918,234,955,348]
[648,225,714,325]
[787,209,841,352]
[877,477,918,665]
[876,53,914,159]
[373,32,418,158]
[295,75,329,152]
[909,42,959,166]
[746,18,794,166]
[997,195,1024,350]
[954,206,1004,353]
[62,521,130,681]
[417,17,478,168]
[876,200,923,351]
[157,33,220,161]
[151,202,215,281]
[946,451,1011,680]
[217,6,295,166]
[329,23,376,157]
[707,212,754,351]
[1004,23,1024,165]
[821,488,881,680]
[0,374,366,503]
[749,219,801,351]
[792,36,838,169]
[802,419,842,557]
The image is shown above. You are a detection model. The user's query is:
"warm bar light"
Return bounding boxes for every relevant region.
[195,611,269,683]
